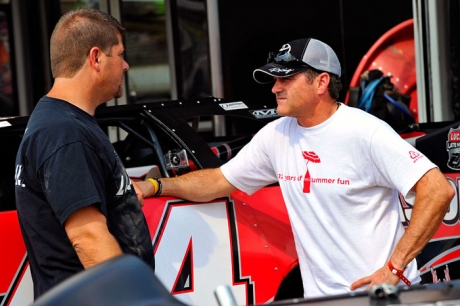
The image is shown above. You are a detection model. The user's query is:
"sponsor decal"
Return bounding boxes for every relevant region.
[447,126,460,170]
[0,121,11,128]
[409,150,423,163]
[219,102,248,111]
[249,108,279,119]
[431,265,451,283]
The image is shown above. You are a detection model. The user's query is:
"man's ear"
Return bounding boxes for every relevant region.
[317,72,330,95]
[89,47,102,71]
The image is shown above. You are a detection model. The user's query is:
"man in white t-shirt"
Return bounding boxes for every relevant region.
[151,38,454,298]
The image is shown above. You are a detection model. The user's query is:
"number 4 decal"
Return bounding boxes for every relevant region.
[153,199,254,306]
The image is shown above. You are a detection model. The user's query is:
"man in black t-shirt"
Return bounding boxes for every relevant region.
[14,8,157,299]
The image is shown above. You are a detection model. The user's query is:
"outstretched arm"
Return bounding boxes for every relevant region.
[350,167,454,290]
[160,168,238,202]
[134,167,237,202]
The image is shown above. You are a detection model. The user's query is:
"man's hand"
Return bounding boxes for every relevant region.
[132,180,156,207]
[350,264,400,291]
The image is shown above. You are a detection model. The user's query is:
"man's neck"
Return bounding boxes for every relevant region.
[47,77,99,115]
[297,100,339,128]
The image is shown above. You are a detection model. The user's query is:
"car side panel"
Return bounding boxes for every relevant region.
[2,178,460,305]
[0,211,32,305]
[235,187,298,276]
[141,189,297,305]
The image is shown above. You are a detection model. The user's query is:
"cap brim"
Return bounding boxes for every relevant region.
[253,63,307,84]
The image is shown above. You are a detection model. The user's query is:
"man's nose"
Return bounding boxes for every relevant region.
[272,78,282,93]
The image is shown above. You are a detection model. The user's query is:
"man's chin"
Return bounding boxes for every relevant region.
[276,107,288,117]
[114,88,124,99]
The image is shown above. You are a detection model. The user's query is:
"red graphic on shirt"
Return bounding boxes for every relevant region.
[409,151,420,159]
[302,151,321,193]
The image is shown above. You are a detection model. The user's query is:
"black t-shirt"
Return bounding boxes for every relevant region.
[15,97,155,298]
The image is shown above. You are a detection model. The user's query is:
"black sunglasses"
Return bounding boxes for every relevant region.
[267,51,308,67]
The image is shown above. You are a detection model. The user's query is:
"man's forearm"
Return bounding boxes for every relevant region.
[161,168,237,202]
[391,200,448,269]
[390,168,454,269]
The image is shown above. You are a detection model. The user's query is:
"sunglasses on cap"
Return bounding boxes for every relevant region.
[267,51,309,67]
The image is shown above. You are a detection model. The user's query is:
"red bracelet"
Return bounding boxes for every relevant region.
[388,260,411,286]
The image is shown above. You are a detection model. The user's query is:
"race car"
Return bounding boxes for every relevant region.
[0,97,459,306]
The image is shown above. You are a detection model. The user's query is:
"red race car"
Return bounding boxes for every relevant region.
[0,98,459,306]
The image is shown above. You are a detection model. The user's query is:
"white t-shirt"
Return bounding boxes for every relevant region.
[221,104,436,298]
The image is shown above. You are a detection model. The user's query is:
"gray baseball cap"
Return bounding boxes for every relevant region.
[253,38,342,84]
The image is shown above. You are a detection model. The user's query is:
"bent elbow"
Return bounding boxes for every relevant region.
[445,184,456,204]
[437,183,456,215]
[448,186,455,202]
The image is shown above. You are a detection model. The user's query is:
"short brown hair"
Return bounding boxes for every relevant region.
[303,69,342,100]
[50,8,125,78]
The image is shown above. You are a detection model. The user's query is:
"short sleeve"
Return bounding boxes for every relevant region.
[221,125,278,195]
[369,125,437,199]
[40,142,104,225]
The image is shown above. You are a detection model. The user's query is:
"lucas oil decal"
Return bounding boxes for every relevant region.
[446,126,460,170]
